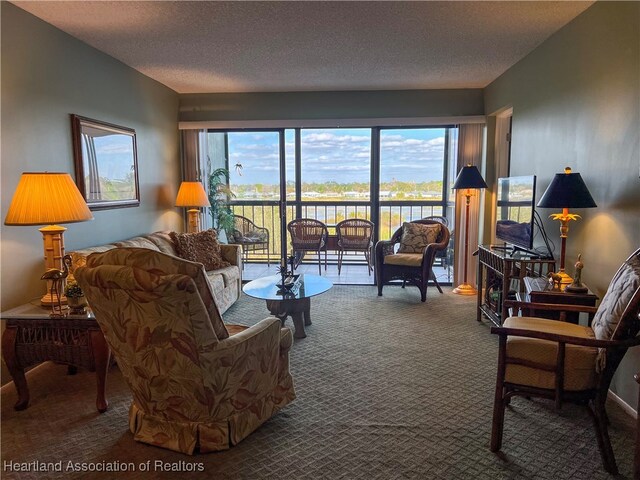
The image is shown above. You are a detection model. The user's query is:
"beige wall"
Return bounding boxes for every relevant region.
[485,1,640,409]
[1,4,181,310]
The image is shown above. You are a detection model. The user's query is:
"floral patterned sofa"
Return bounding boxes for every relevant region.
[75,248,295,454]
[69,231,241,313]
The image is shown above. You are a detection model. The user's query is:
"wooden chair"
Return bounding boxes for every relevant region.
[336,218,374,275]
[374,219,450,302]
[287,218,328,275]
[490,248,640,474]
[636,371,640,480]
[229,215,270,268]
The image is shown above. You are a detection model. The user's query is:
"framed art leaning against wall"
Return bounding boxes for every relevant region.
[71,114,140,210]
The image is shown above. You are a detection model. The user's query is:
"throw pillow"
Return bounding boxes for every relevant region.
[170,229,230,271]
[397,222,440,254]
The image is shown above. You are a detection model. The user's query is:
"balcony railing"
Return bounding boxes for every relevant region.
[230,201,450,258]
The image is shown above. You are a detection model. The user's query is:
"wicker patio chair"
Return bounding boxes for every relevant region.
[287,218,328,275]
[375,219,450,302]
[336,218,374,275]
[229,215,270,268]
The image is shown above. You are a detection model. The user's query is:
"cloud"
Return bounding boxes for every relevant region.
[221,128,447,184]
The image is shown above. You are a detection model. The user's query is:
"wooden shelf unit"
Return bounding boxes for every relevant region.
[476,245,556,326]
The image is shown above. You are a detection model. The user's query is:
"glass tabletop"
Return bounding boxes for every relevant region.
[243,274,333,301]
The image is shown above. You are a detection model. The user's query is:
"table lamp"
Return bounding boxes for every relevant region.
[175,181,211,233]
[452,164,488,295]
[4,172,94,306]
[537,167,596,286]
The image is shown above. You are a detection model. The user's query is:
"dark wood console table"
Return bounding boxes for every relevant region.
[476,245,556,326]
[1,301,110,412]
[521,276,598,324]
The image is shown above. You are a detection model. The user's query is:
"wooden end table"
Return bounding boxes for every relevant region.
[243,274,333,339]
[523,276,598,324]
[1,301,110,413]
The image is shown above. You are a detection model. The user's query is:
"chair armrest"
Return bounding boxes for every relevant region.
[490,325,640,349]
[216,317,291,353]
[220,244,242,268]
[201,317,289,415]
[375,239,396,257]
[421,227,451,267]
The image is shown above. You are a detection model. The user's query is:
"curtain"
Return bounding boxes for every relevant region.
[179,129,212,230]
[453,124,485,288]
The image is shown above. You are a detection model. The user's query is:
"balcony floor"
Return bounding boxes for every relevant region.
[241,257,452,286]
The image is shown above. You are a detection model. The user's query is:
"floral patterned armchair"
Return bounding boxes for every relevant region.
[74,248,295,454]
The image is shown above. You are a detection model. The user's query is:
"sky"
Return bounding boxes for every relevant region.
[225,128,447,186]
[84,134,135,181]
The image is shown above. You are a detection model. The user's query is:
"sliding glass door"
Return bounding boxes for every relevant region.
[206,130,288,260]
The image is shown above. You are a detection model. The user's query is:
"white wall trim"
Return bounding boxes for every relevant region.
[608,389,638,419]
[179,115,486,130]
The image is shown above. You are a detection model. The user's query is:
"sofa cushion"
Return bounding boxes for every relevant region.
[170,230,230,271]
[397,222,440,254]
[69,244,117,277]
[592,253,640,341]
[86,248,229,340]
[503,316,597,391]
[384,253,422,267]
[114,236,161,251]
[145,231,178,256]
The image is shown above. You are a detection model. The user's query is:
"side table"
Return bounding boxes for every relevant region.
[523,276,598,324]
[1,301,111,412]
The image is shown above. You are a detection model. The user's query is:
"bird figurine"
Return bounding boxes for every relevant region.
[40,254,72,317]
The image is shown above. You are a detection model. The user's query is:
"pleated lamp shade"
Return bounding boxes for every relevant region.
[175,182,211,208]
[4,172,93,226]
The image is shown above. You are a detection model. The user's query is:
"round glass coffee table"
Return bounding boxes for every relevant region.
[243,274,333,339]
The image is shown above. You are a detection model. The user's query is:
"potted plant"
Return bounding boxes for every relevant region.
[207,167,236,239]
[64,280,88,314]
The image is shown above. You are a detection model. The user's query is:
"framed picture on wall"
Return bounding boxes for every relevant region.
[71,114,140,210]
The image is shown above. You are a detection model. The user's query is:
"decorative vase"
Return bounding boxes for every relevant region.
[67,295,88,315]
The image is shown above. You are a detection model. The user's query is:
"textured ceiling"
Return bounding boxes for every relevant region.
[13,1,594,94]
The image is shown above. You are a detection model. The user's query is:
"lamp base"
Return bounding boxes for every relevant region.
[186,209,201,233]
[556,270,574,286]
[41,293,67,307]
[452,283,477,296]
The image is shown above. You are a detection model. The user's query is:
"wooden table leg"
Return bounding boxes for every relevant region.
[1,326,30,411]
[90,330,110,413]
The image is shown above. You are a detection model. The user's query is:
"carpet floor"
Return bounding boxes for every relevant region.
[1,286,636,479]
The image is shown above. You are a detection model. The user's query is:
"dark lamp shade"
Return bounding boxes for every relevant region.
[537,168,597,209]
[452,165,488,190]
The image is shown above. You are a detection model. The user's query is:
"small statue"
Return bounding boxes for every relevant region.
[566,254,588,293]
[41,255,72,317]
[547,271,562,290]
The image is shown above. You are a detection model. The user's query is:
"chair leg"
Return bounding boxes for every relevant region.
[324,249,327,271]
[317,250,322,275]
[491,336,508,452]
[266,248,270,266]
[430,270,444,294]
[337,250,342,275]
[589,395,619,474]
